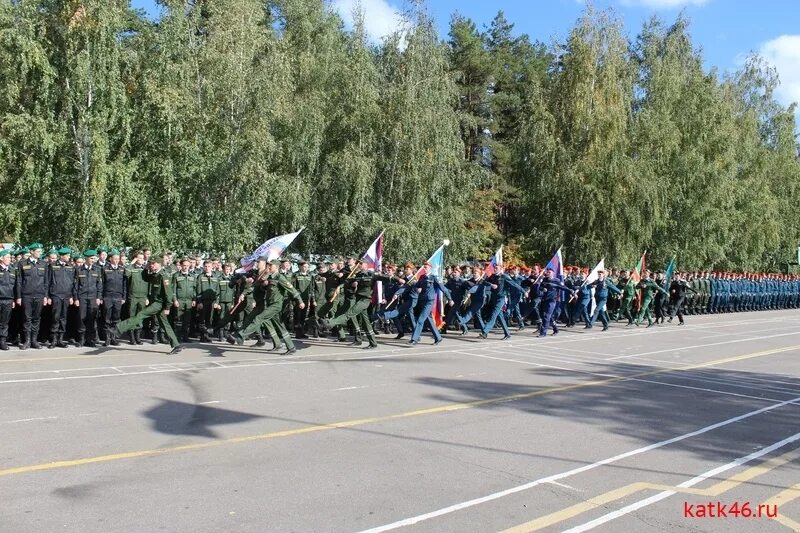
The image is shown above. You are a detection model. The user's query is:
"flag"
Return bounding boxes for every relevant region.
[627,251,647,310]
[543,246,564,280]
[237,228,304,273]
[584,258,605,286]
[664,256,677,286]
[424,243,447,329]
[361,232,384,304]
[627,251,646,286]
[484,246,503,276]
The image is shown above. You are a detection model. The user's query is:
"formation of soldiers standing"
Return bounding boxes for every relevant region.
[1,243,798,354]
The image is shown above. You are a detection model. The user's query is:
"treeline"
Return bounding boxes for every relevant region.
[0,0,798,270]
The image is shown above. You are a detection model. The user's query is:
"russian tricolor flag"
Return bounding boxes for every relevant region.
[484,246,503,276]
[544,246,564,280]
[362,232,384,303]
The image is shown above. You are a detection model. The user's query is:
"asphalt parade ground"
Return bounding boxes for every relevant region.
[2,311,800,532]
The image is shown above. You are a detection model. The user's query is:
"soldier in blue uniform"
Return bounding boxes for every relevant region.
[538,268,576,337]
[588,270,621,331]
[408,261,452,346]
[378,262,418,340]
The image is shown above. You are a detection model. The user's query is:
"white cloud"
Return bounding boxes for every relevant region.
[331,0,403,42]
[619,0,709,9]
[760,35,800,108]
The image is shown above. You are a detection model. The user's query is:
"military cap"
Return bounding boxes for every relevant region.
[58,246,71,255]
[97,245,108,253]
[71,252,81,260]
[83,249,97,258]
[47,247,58,256]
[256,255,269,262]
[18,246,29,254]
[28,242,43,251]
[110,248,120,256]
[269,259,281,266]
[298,260,308,266]
[0,249,10,257]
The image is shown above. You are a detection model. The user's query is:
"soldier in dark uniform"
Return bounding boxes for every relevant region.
[16,242,49,349]
[668,272,696,325]
[102,249,126,346]
[74,249,103,347]
[0,249,16,350]
[48,247,75,348]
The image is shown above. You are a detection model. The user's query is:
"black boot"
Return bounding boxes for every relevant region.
[56,334,68,348]
[49,334,57,349]
[76,333,84,348]
[151,331,158,345]
[110,331,120,346]
[30,332,41,349]
[0,337,8,351]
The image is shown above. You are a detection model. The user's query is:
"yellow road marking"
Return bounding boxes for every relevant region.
[763,483,800,531]
[501,448,800,532]
[1,344,798,478]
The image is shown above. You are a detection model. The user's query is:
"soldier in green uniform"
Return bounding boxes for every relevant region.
[172,258,197,342]
[635,270,669,327]
[228,257,304,354]
[310,262,328,337]
[321,258,381,349]
[292,260,313,339]
[195,260,219,342]
[213,263,236,342]
[116,259,182,354]
[124,250,149,345]
[316,261,348,342]
[279,258,294,333]
[617,271,636,325]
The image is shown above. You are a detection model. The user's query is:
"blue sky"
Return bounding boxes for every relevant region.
[130,0,800,112]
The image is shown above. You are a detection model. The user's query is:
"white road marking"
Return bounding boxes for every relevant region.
[563,431,800,532]
[357,396,800,532]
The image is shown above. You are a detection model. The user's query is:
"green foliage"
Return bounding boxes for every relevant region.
[0,1,797,270]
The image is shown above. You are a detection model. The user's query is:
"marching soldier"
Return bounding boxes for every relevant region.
[635,270,669,327]
[292,260,313,339]
[102,249,127,346]
[48,247,75,348]
[322,258,380,349]
[116,259,183,354]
